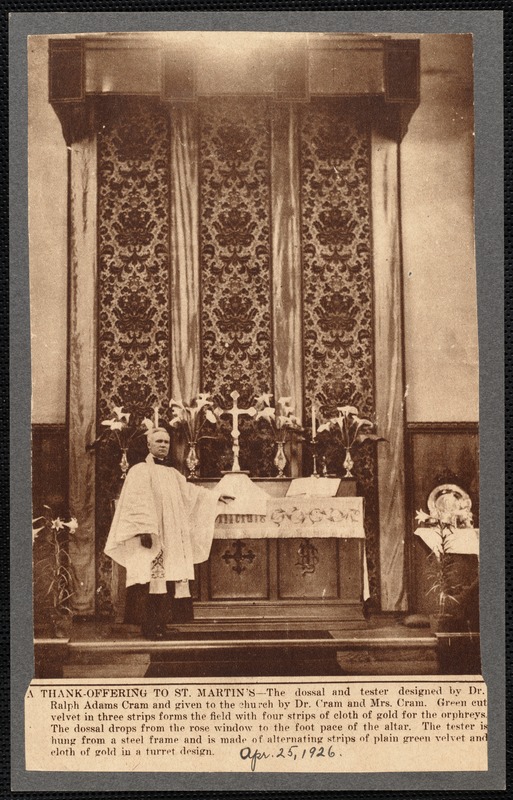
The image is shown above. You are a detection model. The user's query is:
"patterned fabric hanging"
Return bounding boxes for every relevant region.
[299,99,380,602]
[198,98,274,476]
[96,99,171,613]
[93,95,381,609]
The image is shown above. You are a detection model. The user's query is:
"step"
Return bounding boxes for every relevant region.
[34,629,447,679]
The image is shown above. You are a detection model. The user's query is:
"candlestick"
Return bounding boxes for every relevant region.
[154,406,159,428]
[310,437,319,478]
[311,402,316,439]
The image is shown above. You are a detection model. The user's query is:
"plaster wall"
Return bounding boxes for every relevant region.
[401,34,477,421]
[29,36,68,424]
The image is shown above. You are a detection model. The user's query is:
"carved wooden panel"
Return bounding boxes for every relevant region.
[31,424,68,515]
[277,539,338,599]
[209,539,269,600]
[339,539,364,602]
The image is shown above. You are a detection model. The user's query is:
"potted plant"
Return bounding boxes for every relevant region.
[415,501,473,632]
[32,506,78,638]
[425,523,461,632]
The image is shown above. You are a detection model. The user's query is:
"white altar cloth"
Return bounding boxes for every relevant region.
[414,527,479,557]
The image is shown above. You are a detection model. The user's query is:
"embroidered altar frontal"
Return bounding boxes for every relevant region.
[215,497,365,539]
[95,96,378,616]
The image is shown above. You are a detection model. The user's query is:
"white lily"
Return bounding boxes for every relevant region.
[336,405,359,417]
[168,395,218,441]
[32,506,78,616]
[205,408,218,425]
[255,392,272,411]
[112,406,130,423]
[256,406,276,421]
[32,525,45,543]
[195,393,212,411]
[102,419,124,431]
[318,405,380,450]
[254,393,302,436]
[101,406,130,430]
[92,405,151,453]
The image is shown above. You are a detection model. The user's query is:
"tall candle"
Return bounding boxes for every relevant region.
[154,406,159,428]
[311,402,316,439]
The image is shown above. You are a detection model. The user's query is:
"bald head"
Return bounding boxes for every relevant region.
[147,428,170,459]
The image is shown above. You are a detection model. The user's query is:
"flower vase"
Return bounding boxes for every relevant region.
[343,448,354,478]
[274,441,287,478]
[119,448,129,480]
[186,441,199,479]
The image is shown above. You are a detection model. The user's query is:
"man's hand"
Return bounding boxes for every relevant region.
[138,533,153,549]
[219,494,235,505]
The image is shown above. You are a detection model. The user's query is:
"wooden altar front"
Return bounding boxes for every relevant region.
[190,477,365,627]
[111,475,366,628]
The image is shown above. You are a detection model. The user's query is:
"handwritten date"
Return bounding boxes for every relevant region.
[240,744,336,771]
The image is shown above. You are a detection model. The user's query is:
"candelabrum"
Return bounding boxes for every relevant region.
[310,437,320,478]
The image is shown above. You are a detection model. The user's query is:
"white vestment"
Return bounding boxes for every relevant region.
[105,454,221,587]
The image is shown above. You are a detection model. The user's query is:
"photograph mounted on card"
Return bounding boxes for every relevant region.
[17,15,502,788]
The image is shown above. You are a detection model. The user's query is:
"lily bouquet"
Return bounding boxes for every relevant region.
[253,394,303,477]
[168,394,219,443]
[253,394,303,441]
[94,406,154,449]
[32,506,78,617]
[89,406,155,478]
[317,405,382,477]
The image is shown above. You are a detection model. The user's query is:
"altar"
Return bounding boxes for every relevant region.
[188,474,366,627]
[110,474,367,628]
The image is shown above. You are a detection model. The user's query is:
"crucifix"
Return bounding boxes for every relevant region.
[216,390,256,472]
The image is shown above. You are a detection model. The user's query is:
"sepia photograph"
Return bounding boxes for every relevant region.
[28,29,482,683]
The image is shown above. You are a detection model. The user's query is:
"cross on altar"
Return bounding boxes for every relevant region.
[216,390,256,472]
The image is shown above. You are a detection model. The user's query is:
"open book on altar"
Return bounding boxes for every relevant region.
[286,477,341,497]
